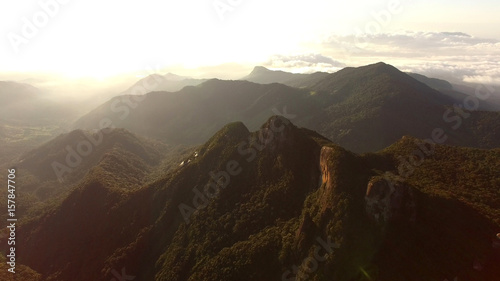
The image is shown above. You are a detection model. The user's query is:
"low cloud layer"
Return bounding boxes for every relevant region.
[322,31,500,84]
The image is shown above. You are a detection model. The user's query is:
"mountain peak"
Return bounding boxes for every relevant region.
[163,73,188,81]
[204,121,250,147]
[251,66,272,73]
[243,66,301,84]
[364,61,400,73]
[260,115,295,131]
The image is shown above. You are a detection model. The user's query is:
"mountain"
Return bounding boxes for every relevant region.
[164,72,188,81]
[74,62,500,153]
[450,82,500,112]
[16,128,165,184]
[0,127,179,281]
[407,73,454,91]
[0,81,76,162]
[7,116,499,280]
[244,66,500,110]
[73,79,321,144]
[407,73,500,111]
[120,73,206,95]
[242,66,329,87]
[0,127,176,234]
[242,66,304,84]
[1,81,50,124]
[304,62,500,152]
[0,81,76,125]
[0,81,41,104]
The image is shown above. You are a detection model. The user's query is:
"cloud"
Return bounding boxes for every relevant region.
[321,31,500,84]
[324,31,499,54]
[265,54,345,73]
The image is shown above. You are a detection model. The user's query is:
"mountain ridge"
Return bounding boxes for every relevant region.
[73,62,500,153]
[6,116,499,280]
[242,65,330,86]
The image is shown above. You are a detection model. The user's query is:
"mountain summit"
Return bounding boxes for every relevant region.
[242,66,330,85]
[242,66,302,84]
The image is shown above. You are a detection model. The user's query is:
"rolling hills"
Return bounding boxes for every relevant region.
[0,127,193,229]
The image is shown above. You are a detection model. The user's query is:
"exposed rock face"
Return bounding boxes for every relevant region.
[318,146,337,212]
[257,115,296,152]
[295,212,316,249]
[365,177,417,223]
[319,146,333,189]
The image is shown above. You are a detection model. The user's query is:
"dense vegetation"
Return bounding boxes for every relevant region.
[3,117,498,280]
[1,62,499,280]
[74,62,500,153]
[0,127,192,226]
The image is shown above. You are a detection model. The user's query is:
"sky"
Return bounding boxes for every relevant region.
[0,0,499,84]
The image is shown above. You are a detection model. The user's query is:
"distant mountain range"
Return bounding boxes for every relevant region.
[17,128,165,187]
[0,81,73,125]
[2,62,500,281]
[5,117,499,280]
[242,65,330,87]
[120,73,207,95]
[244,65,500,111]
[0,128,171,234]
[0,81,41,103]
[74,62,500,152]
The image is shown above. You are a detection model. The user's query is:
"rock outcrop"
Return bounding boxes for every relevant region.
[365,176,417,223]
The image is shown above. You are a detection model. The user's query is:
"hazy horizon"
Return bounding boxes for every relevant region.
[1,0,499,86]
